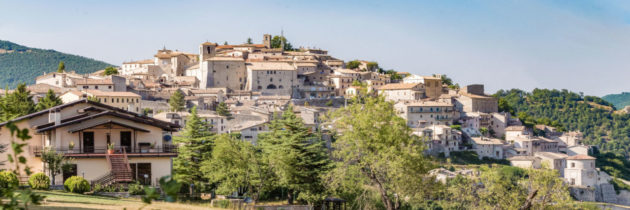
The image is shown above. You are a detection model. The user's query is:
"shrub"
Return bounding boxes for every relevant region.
[128,182,145,195]
[0,170,19,188]
[212,199,231,208]
[28,172,50,190]
[93,184,104,192]
[64,176,90,193]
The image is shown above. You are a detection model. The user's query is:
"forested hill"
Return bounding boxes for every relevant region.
[603,92,630,110]
[0,40,114,88]
[494,89,629,157]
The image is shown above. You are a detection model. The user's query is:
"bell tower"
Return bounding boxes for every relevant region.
[263,34,272,49]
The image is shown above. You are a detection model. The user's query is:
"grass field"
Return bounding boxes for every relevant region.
[27,190,221,210]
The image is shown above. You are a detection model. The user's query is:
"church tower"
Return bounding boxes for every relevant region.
[263,34,272,49]
[199,41,217,62]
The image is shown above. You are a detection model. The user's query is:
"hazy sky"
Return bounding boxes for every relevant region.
[1,0,630,96]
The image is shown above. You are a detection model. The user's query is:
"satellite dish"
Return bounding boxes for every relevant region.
[163,135,172,142]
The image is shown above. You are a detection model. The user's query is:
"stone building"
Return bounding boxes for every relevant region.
[394,100,455,128]
[471,137,505,159]
[564,155,598,188]
[377,83,424,101]
[246,62,298,96]
[455,84,498,113]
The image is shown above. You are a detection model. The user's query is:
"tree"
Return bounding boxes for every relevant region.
[40,147,70,187]
[1,122,45,209]
[0,83,35,121]
[35,89,62,111]
[346,60,361,69]
[259,106,331,205]
[216,102,231,117]
[103,66,118,75]
[57,61,65,73]
[270,35,293,51]
[223,41,228,45]
[173,106,215,194]
[202,134,275,203]
[169,90,185,112]
[246,37,253,44]
[366,62,379,71]
[325,96,430,210]
[87,96,99,102]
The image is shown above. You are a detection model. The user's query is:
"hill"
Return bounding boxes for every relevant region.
[603,92,630,110]
[494,88,628,157]
[0,40,114,88]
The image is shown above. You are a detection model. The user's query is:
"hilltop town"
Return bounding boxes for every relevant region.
[1,34,628,208]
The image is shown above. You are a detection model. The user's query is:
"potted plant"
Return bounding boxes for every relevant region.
[149,143,156,153]
[107,143,115,154]
[68,141,75,153]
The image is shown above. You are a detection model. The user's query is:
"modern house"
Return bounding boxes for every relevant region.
[0,99,179,186]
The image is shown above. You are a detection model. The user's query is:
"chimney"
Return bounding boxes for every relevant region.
[49,109,61,125]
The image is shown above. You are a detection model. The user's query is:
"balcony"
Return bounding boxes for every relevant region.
[32,145,178,158]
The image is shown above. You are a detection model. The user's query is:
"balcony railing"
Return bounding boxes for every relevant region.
[32,145,178,157]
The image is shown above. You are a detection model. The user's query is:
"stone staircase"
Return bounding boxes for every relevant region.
[600,183,618,203]
[92,149,132,187]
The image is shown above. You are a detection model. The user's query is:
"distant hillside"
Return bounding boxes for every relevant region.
[0,40,114,88]
[603,92,630,110]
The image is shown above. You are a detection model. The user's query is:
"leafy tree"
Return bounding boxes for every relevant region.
[497,98,514,114]
[223,41,228,45]
[0,83,35,121]
[325,100,333,107]
[35,89,63,111]
[1,122,45,209]
[270,35,293,51]
[169,90,185,112]
[325,96,430,210]
[246,37,253,44]
[216,102,231,117]
[384,69,403,80]
[103,66,118,75]
[366,62,379,71]
[259,106,331,205]
[202,134,275,203]
[40,147,70,187]
[346,60,361,69]
[173,106,215,194]
[57,61,65,73]
[87,96,99,102]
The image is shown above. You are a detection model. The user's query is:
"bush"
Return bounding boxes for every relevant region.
[212,199,231,208]
[64,176,90,193]
[128,182,145,195]
[28,172,50,190]
[0,170,19,188]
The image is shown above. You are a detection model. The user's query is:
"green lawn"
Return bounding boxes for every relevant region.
[26,190,221,210]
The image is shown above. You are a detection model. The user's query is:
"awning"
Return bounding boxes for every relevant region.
[67,120,150,133]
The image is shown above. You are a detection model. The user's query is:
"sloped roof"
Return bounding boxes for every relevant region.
[377,83,421,90]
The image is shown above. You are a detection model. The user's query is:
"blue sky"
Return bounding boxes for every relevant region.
[1,0,630,96]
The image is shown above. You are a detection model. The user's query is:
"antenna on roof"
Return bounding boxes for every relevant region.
[281,28,285,51]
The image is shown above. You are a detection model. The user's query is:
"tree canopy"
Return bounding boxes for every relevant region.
[173,106,215,193]
[270,36,294,51]
[35,89,62,111]
[325,95,430,210]
[57,61,65,73]
[103,66,118,75]
[0,83,35,121]
[169,90,185,112]
[258,106,331,205]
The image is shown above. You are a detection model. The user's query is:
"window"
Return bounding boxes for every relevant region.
[94,86,98,89]
[226,65,229,69]
[108,86,112,89]
[83,86,88,89]
[278,85,284,89]
[267,84,277,89]
[571,162,575,168]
